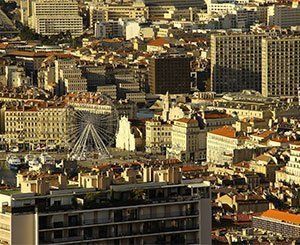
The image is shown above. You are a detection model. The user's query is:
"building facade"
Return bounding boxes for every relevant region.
[167,118,206,162]
[30,0,83,37]
[261,36,300,98]
[149,56,191,94]
[0,167,212,245]
[210,33,265,93]
[4,103,71,149]
[145,119,172,154]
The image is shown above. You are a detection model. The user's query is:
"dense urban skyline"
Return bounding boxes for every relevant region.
[0,0,299,244]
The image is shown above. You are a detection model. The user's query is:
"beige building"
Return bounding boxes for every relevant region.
[64,92,137,119]
[210,33,266,93]
[216,193,270,213]
[4,102,70,149]
[262,36,300,98]
[206,125,247,164]
[250,154,281,182]
[0,166,212,245]
[145,119,172,153]
[167,118,206,162]
[276,143,300,186]
[29,0,83,37]
[267,2,300,28]
[54,59,87,94]
[97,85,117,99]
[89,2,149,27]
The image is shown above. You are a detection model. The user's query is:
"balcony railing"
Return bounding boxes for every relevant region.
[39,225,199,244]
[39,211,199,230]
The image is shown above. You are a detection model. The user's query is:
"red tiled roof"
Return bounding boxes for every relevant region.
[176,118,198,124]
[147,38,169,47]
[204,113,232,119]
[209,126,236,138]
[259,210,300,225]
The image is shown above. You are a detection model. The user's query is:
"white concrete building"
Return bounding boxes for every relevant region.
[167,118,206,162]
[95,21,124,38]
[206,125,246,164]
[276,143,300,185]
[30,0,83,37]
[267,2,300,28]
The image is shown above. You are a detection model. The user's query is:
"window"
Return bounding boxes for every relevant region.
[54,230,63,239]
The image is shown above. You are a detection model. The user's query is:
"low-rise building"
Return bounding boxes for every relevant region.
[216,193,270,213]
[145,119,172,153]
[207,126,247,164]
[253,210,300,239]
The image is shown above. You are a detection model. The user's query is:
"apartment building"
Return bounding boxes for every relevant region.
[167,118,207,162]
[94,21,124,38]
[267,2,300,28]
[60,68,88,93]
[261,36,300,98]
[30,0,83,37]
[206,125,247,164]
[55,59,87,94]
[149,56,191,94]
[89,2,149,28]
[4,102,70,149]
[253,210,300,239]
[210,33,266,93]
[142,0,205,9]
[145,119,172,153]
[64,92,137,119]
[276,143,300,185]
[202,111,235,131]
[97,85,117,99]
[0,166,212,245]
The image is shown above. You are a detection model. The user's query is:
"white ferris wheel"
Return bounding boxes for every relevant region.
[68,97,118,160]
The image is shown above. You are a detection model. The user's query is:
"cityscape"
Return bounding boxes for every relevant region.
[0,0,299,244]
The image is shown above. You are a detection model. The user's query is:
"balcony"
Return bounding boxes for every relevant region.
[39,225,199,245]
[2,205,35,214]
[39,211,199,231]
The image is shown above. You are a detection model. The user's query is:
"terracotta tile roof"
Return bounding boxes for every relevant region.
[260,210,300,225]
[204,113,232,119]
[182,165,206,172]
[176,118,198,124]
[7,50,49,58]
[209,126,236,138]
[147,37,169,47]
